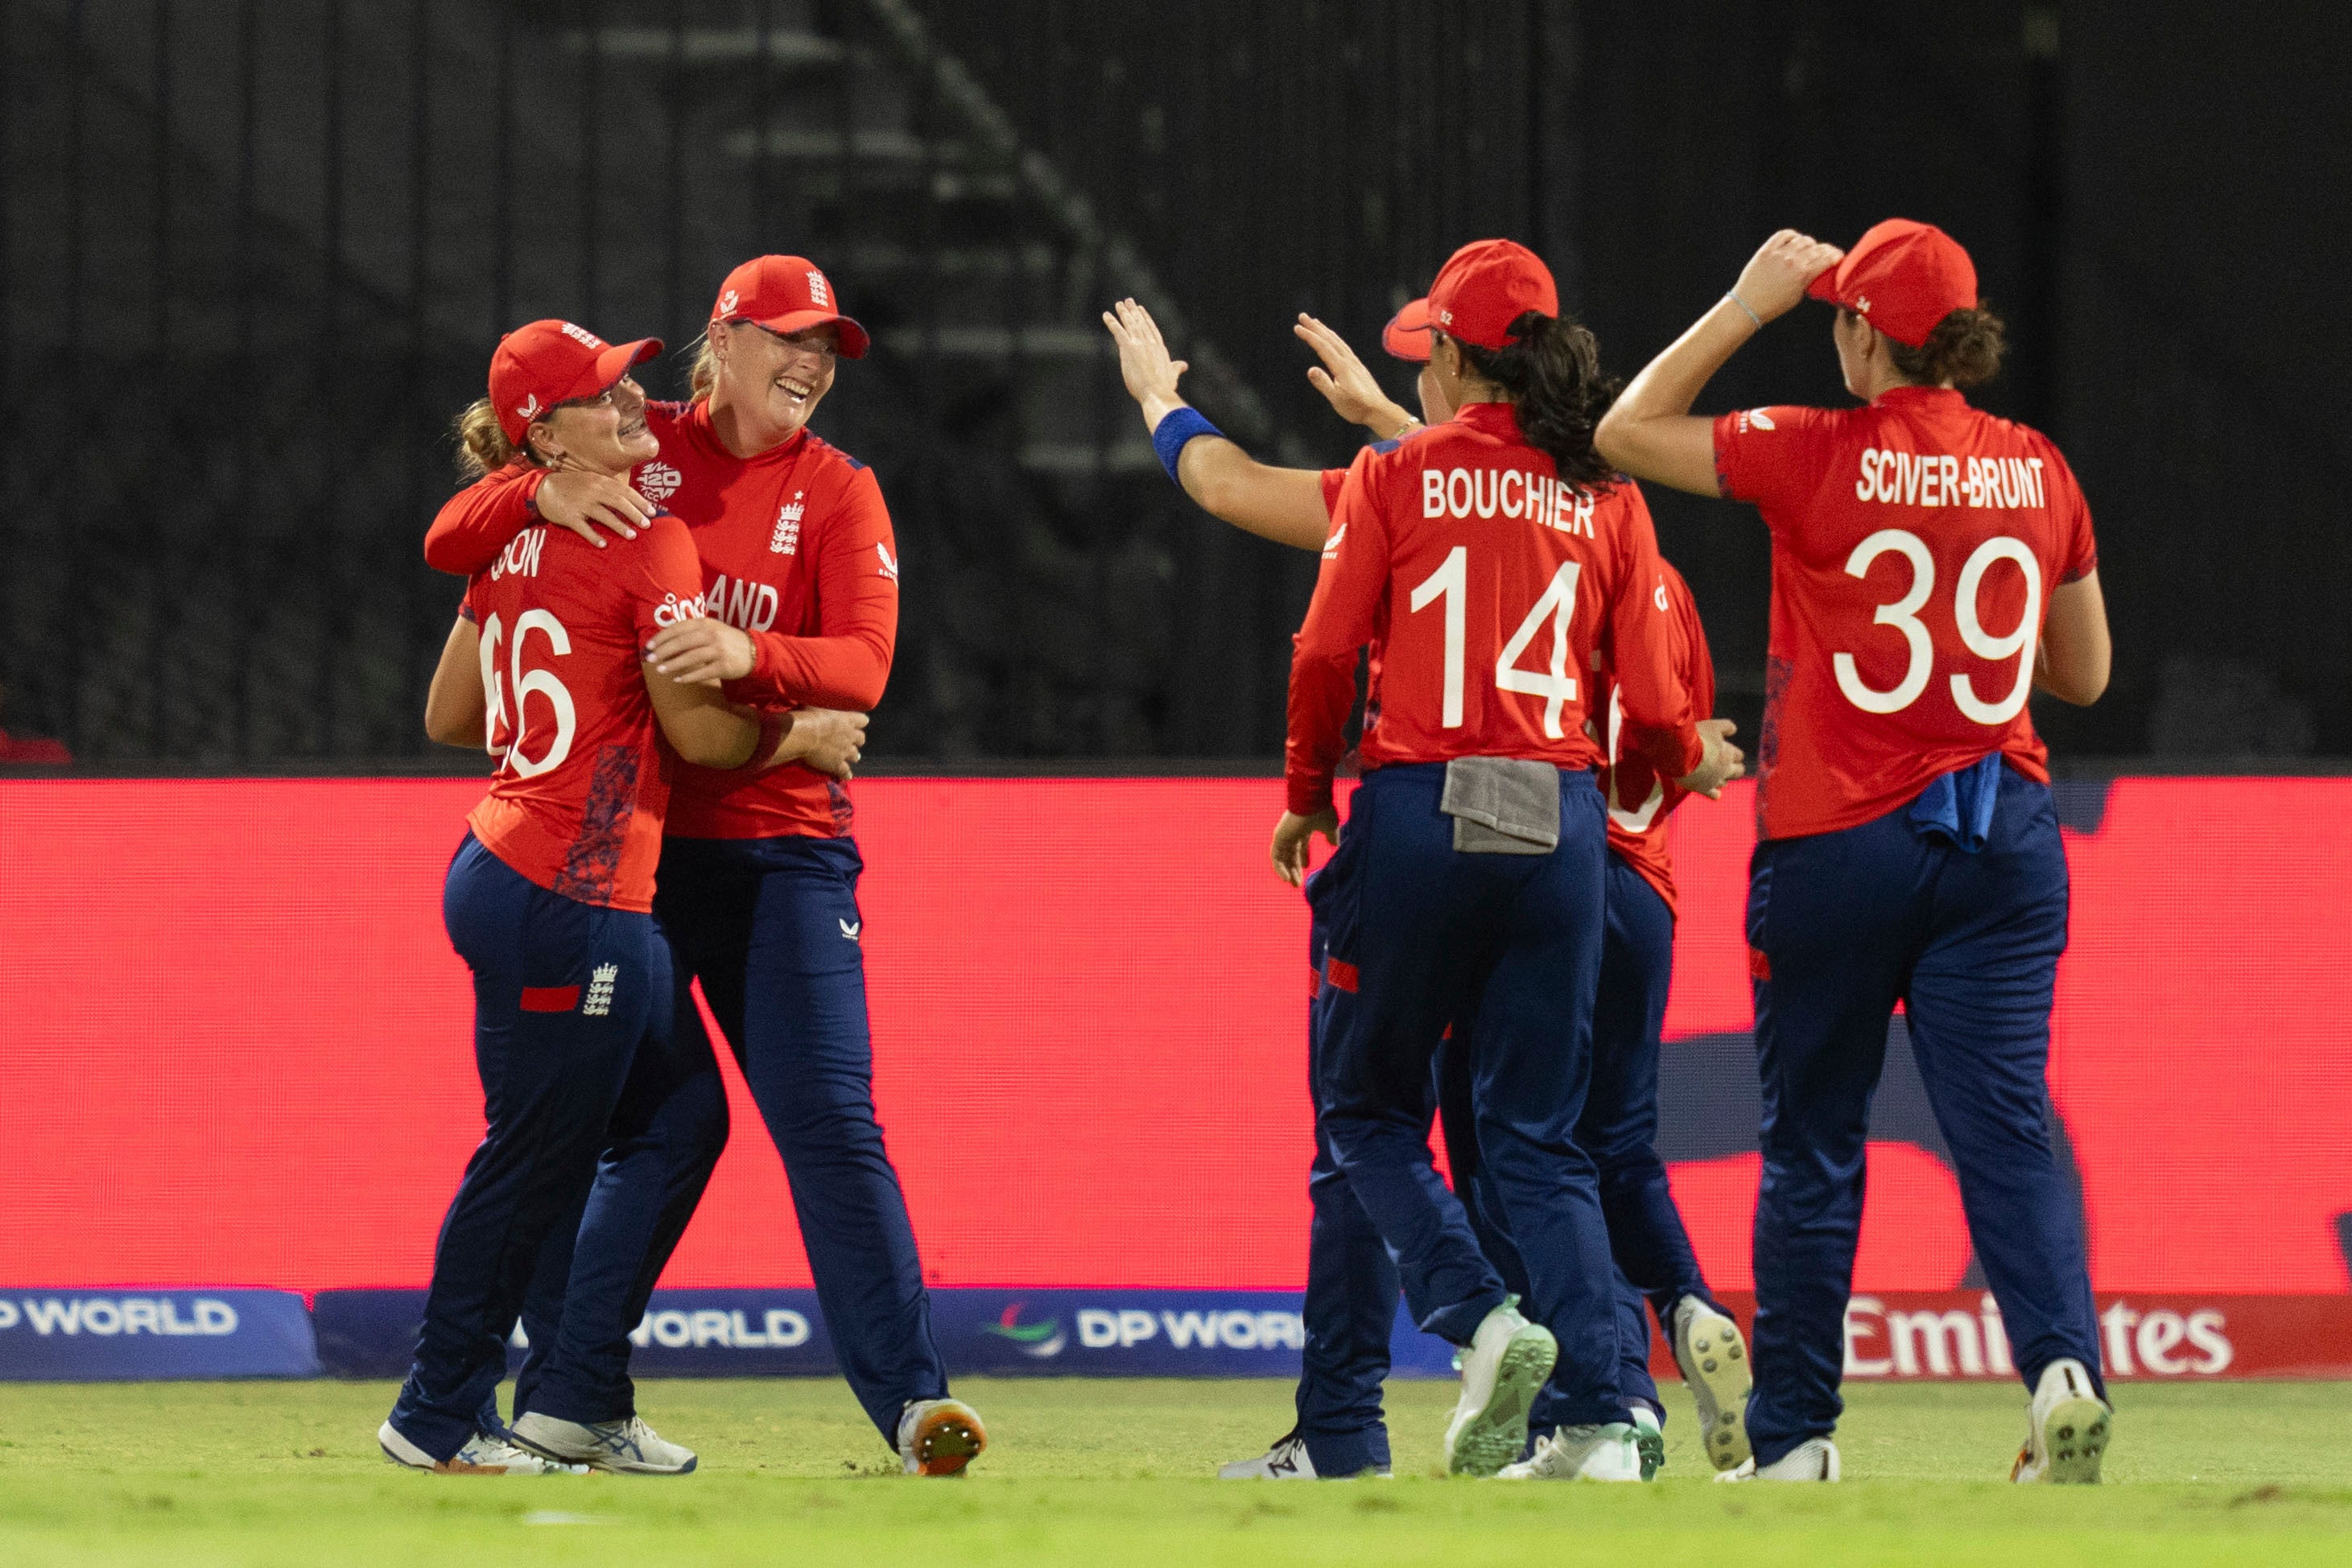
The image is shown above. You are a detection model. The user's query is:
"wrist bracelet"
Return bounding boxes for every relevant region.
[1724,290,1764,329]
[1151,406,1223,483]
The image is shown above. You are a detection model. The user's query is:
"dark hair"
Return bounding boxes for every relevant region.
[1886,303,2007,389]
[1452,311,1622,492]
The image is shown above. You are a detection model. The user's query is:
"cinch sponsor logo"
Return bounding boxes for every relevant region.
[1842,1294,2234,1379]
[1420,466,1595,536]
[513,1307,812,1351]
[652,590,708,629]
[0,1296,240,1336]
[1075,1308,1306,1351]
[980,1302,1067,1359]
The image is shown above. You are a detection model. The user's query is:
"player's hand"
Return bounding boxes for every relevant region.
[778,707,868,779]
[1730,230,1845,324]
[646,619,755,687]
[1270,807,1341,887]
[1295,313,1415,438]
[1676,719,1746,800]
[1100,297,1190,430]
[532,468,656,546]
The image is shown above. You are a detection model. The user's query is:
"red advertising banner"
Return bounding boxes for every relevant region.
[2,777,2349,1310]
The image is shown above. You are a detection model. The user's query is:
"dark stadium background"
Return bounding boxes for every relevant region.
[2,0,2343,770]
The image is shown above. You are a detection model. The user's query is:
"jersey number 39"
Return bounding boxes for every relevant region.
[1836,530,2040,725]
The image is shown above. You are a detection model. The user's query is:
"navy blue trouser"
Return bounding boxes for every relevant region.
[1314,762,1628,1430]
[656,833,947,1443]
[393,836,685,1460]
[1442,853,1716,1435]
[1743,765,2102,1464]
[510,965,731,1426]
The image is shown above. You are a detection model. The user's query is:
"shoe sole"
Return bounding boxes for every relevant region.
[909,1401,988,1477]
[1634,1426,1664,1481]
[1446,1326,1558,1478]
[1677,1309,1753,1472]
[2036,1394,2111,1483]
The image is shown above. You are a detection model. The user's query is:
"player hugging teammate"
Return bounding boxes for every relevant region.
[1127,221,2113,1484]
[392,258,984,1479]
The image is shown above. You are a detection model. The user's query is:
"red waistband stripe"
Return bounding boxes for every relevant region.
[520,984,581,1013]
[1325,957,1360,994]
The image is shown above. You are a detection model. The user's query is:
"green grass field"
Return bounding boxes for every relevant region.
[2,1377,2346,1566]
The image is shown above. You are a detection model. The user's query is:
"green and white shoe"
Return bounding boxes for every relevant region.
[2012,1359,2111,1483]
[1496,1422,1645,1482]
[1629,1404,1665,1480]
[1442,1297,1558,1478]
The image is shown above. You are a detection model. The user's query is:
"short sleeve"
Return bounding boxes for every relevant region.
[2042,444,2098,584]
[1319,468,1347,521]
[1710,405,1841,514]
[458,577,481,625]
[622,515,709,646]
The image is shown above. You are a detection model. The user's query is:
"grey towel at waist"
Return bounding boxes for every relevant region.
[1439,755,1561,855]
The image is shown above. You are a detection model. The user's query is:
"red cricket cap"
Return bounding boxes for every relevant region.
[1805,219,1978,348]
[1382,298,1432,363]
[489,320,662,445]
[709,254,870,358]
[1426,240,1558,352]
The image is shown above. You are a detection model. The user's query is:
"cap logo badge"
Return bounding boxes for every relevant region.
[1855,295,1871,313]
[559,321,605,349]
[516,393,542,422]
[719,289,740,317]
[807,270,831,307]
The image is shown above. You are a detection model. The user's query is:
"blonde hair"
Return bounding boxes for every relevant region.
[687,332,723,403]
[453,397,547,480]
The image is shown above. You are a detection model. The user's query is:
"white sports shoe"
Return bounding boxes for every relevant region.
[1218,1431,1392,1479]
[897,1397,988,1476]
[1496,1422,1646,1482]
[2012,1358,2112,1483]
[1715,1436,1840,1483]
[510,1411,696,1475]
[1671,1295,1752,1472]
[378,1418,587,1475]
[1442,1297,1558,1478]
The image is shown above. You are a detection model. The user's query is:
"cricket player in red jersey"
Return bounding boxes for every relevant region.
[421,258,984,1477]
[1275,238,1740,1479]
[1599,221,2115,1483]
[385,320,822,1475]
[1108,294,1751,1479]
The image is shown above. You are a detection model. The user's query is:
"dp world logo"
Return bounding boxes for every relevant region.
[980,1301,1065,1359]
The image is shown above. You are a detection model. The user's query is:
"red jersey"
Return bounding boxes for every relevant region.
[1287,403,1701,816]
[1713,386,2098,840]
[426,399,899,840]
[460,514,708,911]
[1598,560,1714,917]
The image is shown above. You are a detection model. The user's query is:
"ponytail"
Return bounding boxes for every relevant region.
[454,398,532,480]
[1888,303,2007,389]
[1455,312,1622,493]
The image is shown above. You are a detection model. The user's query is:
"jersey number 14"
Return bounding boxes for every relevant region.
[1409,547,1582,737]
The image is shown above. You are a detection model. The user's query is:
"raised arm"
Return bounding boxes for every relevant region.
[1102,298,1332,552]
[1595,230,1845,498]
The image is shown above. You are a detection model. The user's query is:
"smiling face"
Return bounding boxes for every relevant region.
[526,375,658,477]
[708,320,840,449]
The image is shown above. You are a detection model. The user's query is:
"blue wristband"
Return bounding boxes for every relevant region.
[1151,406,1223,484]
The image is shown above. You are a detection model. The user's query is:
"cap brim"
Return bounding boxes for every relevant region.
[547,336,664,409]
[1805,265,1848,307]
[1382,300,1433,363]
[748,309,870,359]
